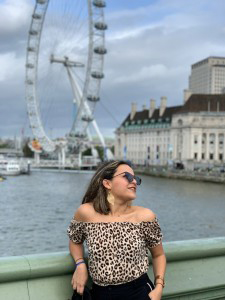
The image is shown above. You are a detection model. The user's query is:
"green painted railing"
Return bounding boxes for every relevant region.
[0,237,225,300]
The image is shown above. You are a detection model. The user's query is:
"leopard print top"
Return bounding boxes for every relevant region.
[67,218,163,286]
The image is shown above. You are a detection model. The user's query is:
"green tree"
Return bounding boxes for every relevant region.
[82,148,92,156]
[0,143,8,149]
[110,145,115,154]
[95,145,104,161]
[23,142,34,158]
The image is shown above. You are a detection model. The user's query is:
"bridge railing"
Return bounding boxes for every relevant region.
[1,237,225,300]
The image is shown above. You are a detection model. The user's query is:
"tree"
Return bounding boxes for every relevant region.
[0,143,8,149]
[110,145,115,154]
[95,145,104,161]
[23,142,34,158]
[82,148,92,156]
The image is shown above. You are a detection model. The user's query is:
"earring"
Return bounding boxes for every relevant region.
[107,191,115,205]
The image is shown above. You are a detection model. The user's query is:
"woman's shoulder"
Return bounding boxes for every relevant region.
[73,203,95,222]
[132,206,156,222]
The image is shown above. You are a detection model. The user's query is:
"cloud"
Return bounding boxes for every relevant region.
[0,52,25,81]
[0,0,32,34]
[114,64,168,84]
[1,0,225,139]
[0,0,32,53]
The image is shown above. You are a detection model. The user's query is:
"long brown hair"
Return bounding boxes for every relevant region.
[82,160,131,215]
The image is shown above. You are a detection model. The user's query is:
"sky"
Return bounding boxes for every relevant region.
[1,0,225,139]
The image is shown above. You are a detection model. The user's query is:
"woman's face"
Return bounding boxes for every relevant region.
[110,164,138,201]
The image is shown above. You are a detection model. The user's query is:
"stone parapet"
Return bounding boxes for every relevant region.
[0,238,225,299]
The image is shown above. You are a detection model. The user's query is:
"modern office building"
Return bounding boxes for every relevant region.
[115,95,225,169]
[188,56,225,94]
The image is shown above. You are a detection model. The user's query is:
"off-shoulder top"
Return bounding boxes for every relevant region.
[67,218,163,286]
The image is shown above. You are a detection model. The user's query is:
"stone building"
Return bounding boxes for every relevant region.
[115,95,225,169]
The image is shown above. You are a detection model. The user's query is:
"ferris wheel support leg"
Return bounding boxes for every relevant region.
[34,152,40,165]
[91,119,109,160]
[66,67,82,106]
[78,152,82,168]
[91,119,106,147]
[58,151,62,168]
[61,147,66,168]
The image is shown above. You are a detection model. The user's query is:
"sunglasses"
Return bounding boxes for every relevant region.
[113,171,142,185]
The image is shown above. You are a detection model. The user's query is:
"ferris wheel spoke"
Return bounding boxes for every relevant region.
[26,0,108,156]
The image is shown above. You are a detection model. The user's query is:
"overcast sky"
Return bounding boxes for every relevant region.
[1,0,225,139]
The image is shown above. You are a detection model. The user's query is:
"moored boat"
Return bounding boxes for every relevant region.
[0,175,6,181]
[0,159,21,176]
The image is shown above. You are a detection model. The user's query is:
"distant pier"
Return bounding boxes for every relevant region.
[135,167,225,184]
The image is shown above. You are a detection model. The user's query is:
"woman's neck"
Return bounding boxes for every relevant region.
[109,202,132,217]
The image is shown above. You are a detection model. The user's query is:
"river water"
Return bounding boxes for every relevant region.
[0,169,225,257]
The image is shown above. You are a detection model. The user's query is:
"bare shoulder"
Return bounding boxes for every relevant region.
[74,203,95,222]
[132,206,156,222]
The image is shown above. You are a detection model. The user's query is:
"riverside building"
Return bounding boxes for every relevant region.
[115,95,225,169]
[188,56,225,94]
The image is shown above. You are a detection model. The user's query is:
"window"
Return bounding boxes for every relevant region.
[202,153,205,160]
[219,154,223,160]
[194,136,198,144]
[209,134,215,144]
[194,153,198,159]
[178,119,183,126]
[210,154,214,160]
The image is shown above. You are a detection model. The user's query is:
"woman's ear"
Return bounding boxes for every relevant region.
[102,179,112,189]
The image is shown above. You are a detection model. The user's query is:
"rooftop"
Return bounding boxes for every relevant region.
[119,94,225,128]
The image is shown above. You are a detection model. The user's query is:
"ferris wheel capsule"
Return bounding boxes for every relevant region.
[25,0,108,156]
[93,0,106,8]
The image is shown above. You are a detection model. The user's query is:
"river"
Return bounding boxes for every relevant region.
[0,169,225,257]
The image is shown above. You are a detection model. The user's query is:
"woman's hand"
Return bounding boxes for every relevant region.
[148,285,163,300]
[71,263,89,295]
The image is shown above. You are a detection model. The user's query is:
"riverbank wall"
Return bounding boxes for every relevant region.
[1,237,225,300]
[135,167,225,183]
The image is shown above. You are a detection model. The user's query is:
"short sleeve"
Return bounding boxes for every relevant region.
[141,218,163,249]
[67,218,86,244]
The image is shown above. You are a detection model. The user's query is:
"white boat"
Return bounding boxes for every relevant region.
[0,159,21,176]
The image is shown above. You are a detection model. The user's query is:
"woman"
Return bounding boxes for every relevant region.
[67,160,166,300]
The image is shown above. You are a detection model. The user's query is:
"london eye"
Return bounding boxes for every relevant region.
[25,0,109,159]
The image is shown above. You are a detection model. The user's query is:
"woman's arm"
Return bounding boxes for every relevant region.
[149,244,166,300]
[68,204,91,295]
[69,240,89,295]
[138,207,166,299]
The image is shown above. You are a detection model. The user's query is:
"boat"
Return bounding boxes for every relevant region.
[0,159,21,176]
[0,175,6,181]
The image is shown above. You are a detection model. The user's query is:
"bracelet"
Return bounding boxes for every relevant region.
[75,257,84,262]
[155,282,165,288]
[76,261,85,267]
[155,275,164,281]
[154,275,165,288]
